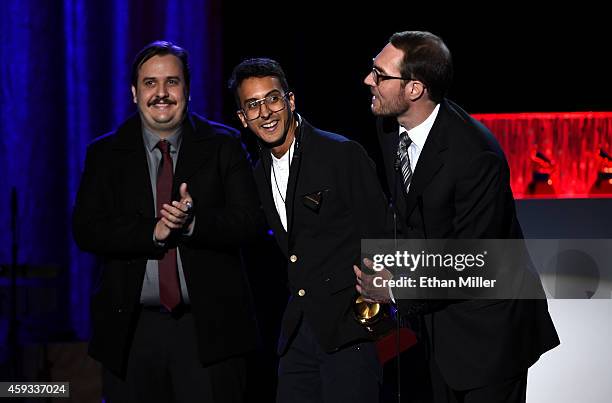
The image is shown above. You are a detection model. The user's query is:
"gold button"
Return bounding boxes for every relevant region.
[290,254,298,263]
[298,289,306,297]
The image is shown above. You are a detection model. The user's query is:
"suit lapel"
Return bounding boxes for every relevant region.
[403,138,446,218]
[284,125,304,239]
[403,103,450,217]
[113,115,155,217]
[173,115,215,198]
[256,151,289,252]
[376,103,450,221]
[254,117,307,249]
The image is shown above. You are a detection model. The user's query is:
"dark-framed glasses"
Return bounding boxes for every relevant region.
[240,92,292,121]
[370,68,413,86]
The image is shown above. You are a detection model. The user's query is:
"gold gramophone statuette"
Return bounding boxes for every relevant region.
[354,295,382,331]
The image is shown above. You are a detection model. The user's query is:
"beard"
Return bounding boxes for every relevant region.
[372,94,409,117]
[370,83,411,117]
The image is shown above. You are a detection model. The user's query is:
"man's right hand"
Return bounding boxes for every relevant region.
[354,258,393,304]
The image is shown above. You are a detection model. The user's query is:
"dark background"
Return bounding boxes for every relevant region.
[221,7,612,173]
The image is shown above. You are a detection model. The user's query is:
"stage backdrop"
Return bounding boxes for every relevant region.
[0,0,222,341]
[473,112,612,199]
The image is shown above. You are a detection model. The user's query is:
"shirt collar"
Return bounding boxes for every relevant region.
[399,103,441,150]
[142,126,183,152]
[271,114,299,164]
[271,137,295,165]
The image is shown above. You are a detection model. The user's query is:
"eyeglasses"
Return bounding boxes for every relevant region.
[239,92,292,121]
[370,68,414,86]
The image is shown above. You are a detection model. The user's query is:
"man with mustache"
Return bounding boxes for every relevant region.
[73,41,261,403]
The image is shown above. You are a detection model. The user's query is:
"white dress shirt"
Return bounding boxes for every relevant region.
[398,103,441,191]
[271,139,295,231]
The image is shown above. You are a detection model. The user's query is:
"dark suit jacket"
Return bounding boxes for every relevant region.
[253,117,389,355]
[377,100,560,390]
[73,113,261,376]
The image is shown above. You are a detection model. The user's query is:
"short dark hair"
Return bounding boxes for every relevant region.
[389,31,453,103]
[131,40,191,89]
[227,58,290,106]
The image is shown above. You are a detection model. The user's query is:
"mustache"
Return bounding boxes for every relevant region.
[148,96,176,107]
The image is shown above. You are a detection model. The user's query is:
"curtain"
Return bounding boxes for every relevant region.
[0,0,221,342]
[473,112,612,199]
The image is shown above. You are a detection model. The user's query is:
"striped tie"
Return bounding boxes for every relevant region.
[398,131,413,193]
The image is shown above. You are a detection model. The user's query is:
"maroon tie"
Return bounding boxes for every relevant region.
[156,140,180,311]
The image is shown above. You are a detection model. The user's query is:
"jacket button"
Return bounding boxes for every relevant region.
[290,254,298,263]
[298,289,306,297]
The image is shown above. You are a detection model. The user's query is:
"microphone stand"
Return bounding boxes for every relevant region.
[392,152,402,403]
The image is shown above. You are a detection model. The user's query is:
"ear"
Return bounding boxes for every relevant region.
[237,111,248,128]
[288,92,296,112]
[406,81,426,101]
[131,86,137,104]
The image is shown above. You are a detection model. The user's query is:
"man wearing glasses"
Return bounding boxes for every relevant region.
[228,58,389,402]
[355,31,559,403]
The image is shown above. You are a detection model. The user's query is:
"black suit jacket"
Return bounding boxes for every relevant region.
[73,113,260,376]
[378,100,560,389]
[253,117,389,355]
